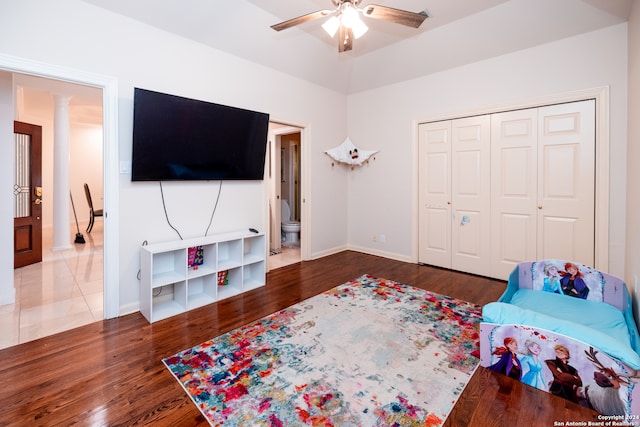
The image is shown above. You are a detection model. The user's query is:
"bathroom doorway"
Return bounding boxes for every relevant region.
[268,123,303,270]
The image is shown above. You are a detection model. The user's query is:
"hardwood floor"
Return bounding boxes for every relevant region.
[0,250,599,426]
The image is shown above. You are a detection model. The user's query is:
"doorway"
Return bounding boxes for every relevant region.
[268,123,304,270]
[0,55,117,348]
[9,77,104,348]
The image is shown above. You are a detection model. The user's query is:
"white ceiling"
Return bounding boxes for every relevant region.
[79,0,633,93]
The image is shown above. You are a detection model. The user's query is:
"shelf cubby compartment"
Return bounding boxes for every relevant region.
[218,239,243,270]
[152,281,187,321]
[243,261,265,291]
[151,249,187,288]
[187,243,217,280]
[217,267,243,300]
[243,235,266,265]
[187,274,217,310]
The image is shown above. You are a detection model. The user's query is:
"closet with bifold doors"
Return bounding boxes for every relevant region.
[418,99,595,280]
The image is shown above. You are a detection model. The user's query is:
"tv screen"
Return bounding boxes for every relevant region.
[131,88,269,181]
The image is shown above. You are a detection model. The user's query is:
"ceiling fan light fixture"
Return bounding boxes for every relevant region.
[350,16,368,39]
[339,3,368,39]
[271,0,428,52]
[322,16,340,37]
[340,4,360,28]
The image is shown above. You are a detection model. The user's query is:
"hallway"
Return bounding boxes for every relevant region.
[1,222,103,350]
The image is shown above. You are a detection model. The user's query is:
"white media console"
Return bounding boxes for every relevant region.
[139,230,266,323]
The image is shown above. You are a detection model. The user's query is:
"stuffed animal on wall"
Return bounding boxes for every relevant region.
[325,137,378,166]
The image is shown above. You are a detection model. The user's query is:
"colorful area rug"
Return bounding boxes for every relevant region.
[163,274,482,426]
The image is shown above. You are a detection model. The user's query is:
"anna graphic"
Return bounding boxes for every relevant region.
[560,262,589,299]
[489,337,522,380]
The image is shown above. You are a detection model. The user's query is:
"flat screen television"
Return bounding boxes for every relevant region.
[131,88,270,181]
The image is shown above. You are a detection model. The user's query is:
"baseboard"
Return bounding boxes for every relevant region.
[310,244,413,264]
[310,244,349,260]
[346,245,413,264]
[119,302,140,317]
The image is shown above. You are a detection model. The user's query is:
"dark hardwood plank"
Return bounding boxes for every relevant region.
[0,251,600,426]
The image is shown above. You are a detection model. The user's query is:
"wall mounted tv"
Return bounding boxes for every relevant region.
[131,88,270,181]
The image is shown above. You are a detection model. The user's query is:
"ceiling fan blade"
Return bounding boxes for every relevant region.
[271,10,332,32]
[362,5,428,28]
[338,25,353,52]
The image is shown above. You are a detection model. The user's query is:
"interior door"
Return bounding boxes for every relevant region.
[292,140,301,222]
[270,134,282,254]
[450,116,491,276]
[418,120,452,268]
[490,108,538,279]
[537,100,595,265]
[14,121,43,269]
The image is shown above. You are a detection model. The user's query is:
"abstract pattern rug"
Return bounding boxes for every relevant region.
[163,275,482,426]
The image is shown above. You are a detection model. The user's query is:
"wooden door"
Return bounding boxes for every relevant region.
[418,120,452,268]
[14,121,43,268]
[490,109,538,279]
[450,116,491,276]
[537,100,595,265]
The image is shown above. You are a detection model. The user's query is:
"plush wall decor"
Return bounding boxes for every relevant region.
[325,137,378,166]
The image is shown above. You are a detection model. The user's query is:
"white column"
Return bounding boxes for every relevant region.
[14,86,25,120]
[52,94,72,251]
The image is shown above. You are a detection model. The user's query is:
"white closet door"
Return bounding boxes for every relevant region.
[418,99,595,279]
[490,109,538,279]
[451,116,491,276]
[537,100,595,265]
[418,121,451,268]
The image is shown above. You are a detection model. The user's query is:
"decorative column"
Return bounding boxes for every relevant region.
[14,86,24,120]
[52,94,72,251]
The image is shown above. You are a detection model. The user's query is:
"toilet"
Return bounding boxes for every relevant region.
[281,199,300,246]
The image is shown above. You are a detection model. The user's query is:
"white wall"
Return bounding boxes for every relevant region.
[0,0,349,314]
[0,73,14,305]
[69,123,103,225]
[626,1,640,322]
[347,24,629,277]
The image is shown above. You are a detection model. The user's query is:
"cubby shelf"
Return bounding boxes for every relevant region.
[139,230,266,323]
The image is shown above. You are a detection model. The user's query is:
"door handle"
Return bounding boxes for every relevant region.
[35,199,42,205]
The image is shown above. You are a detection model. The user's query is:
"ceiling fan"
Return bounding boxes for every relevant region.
[271,0,429,53]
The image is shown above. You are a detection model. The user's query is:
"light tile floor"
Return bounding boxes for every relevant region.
[268,245,301,270]
[1,222,104,350]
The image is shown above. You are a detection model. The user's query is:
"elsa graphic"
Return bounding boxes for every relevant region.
[542,264,562,294]
[520,339,545,389]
